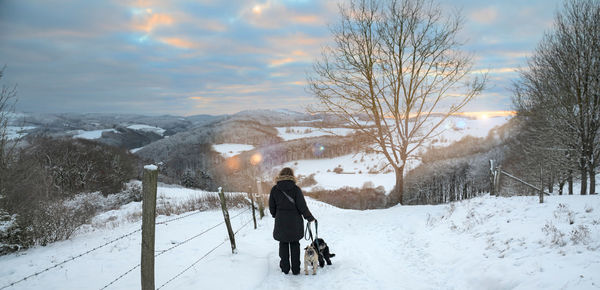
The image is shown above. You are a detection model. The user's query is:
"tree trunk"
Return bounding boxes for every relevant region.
[580,163,588,195]
[558,181,564,195]
[589,166,596,195]
[568,170,573,195]
[388,166,404,205]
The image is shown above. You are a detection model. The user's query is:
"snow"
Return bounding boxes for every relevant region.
[0,185,598,290]
[298,119,323,123]
[127,124,166,136]
[73,129,117,140]
[276,127,355,141]
[130,147,144,153]
[282,153,396,192]
[275,116,511,193]
[144,164,158,171]
[213,144,255,158]
[433,116,509,147]
[5,126,35,140]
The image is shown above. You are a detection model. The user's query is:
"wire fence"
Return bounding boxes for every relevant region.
[0,202,254,290]
[156,214,255,290]
[0,228,142,290]
[99,208,251,289]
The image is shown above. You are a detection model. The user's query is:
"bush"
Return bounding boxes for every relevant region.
[305,186,387,209]
[542,222,566,247]
[333,167,343,174]
[27,198,97,246]
[0,208,23,255]
[570,225,590,245]
[554,203,575,225]
[17,137,138,197]
[297,174,317,187]
[156,193,248,217]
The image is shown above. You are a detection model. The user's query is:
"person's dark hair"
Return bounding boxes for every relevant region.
[279,167,294,177]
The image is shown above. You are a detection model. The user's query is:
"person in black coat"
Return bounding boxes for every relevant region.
[269,167,315,275]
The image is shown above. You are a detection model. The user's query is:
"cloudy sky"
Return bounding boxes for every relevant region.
[0,0,562,116]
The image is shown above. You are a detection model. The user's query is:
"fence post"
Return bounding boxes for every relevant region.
[249,192,257,229]
[141,165,158,290]
[218,187,237,254]
[256,179,265,219]
[494,165,502,196]
[489,160,495,196]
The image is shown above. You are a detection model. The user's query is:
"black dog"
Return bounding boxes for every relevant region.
[312,238,335,267]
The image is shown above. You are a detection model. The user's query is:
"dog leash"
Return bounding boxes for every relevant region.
[304,220,321,258]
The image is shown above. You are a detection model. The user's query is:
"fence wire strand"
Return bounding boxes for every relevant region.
[155,208,249,256]
[0,228,142,290]
[0,204,250,290]
[98,208,250,289]
[157,214,254,290]
[156,210,203,225]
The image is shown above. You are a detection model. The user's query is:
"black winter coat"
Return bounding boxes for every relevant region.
[269,179,315,242]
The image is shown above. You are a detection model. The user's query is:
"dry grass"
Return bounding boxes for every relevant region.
[156,193,249,217]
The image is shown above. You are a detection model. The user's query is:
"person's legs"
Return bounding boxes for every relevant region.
[279,242,290,274]
[290,241,301,275]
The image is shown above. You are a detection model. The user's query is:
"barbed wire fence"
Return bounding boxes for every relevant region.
[0,190,257,290]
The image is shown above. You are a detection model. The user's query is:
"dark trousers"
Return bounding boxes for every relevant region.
[279,241,300,274]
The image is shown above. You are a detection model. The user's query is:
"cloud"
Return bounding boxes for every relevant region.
[471,67,518,74]
[132,11,173,33]
[160,37,198,49]
[240,0,327,29]
[0,0,562,115]
[469,6,498,25]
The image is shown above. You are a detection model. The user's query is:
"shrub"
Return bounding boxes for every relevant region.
[542,222,566,247]
[27,198,97,246]
[156,193,248,217]
[297,174,317,188]
[333,167,343,174]
[570,225,590,245]
[305,186,387,210]
[0,208,23,255]
[554,203,575,225]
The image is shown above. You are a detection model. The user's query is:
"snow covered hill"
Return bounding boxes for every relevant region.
[1,185,598,290]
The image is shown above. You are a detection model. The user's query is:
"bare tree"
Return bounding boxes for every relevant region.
[308,0,485,205]
[0,67,18,199]
[514,0,600,195]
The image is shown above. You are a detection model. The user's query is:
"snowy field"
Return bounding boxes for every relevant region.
[1,184,598,290]
[5,126,35,140]
[127,124,166,136]
[431,115,508,146]
[283,153,396,192]
[212,144,256,158]
[72,129,118,140]
[275,127,355,141]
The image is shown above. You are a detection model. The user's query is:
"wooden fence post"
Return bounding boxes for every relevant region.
[249,192,257,229]
[141,165,158,290]
[494,165,502,197]
[256,179,265,219]
[489,160,495,196]
[218,187,237,254]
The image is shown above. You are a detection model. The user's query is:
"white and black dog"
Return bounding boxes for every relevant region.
[312,238,335,267]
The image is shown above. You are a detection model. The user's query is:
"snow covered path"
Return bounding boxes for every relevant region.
[1,194,599,290]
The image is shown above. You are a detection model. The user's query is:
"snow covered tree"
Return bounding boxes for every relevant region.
[181,168,198,188]
[0,205,22,255]
[308,0,485,205]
